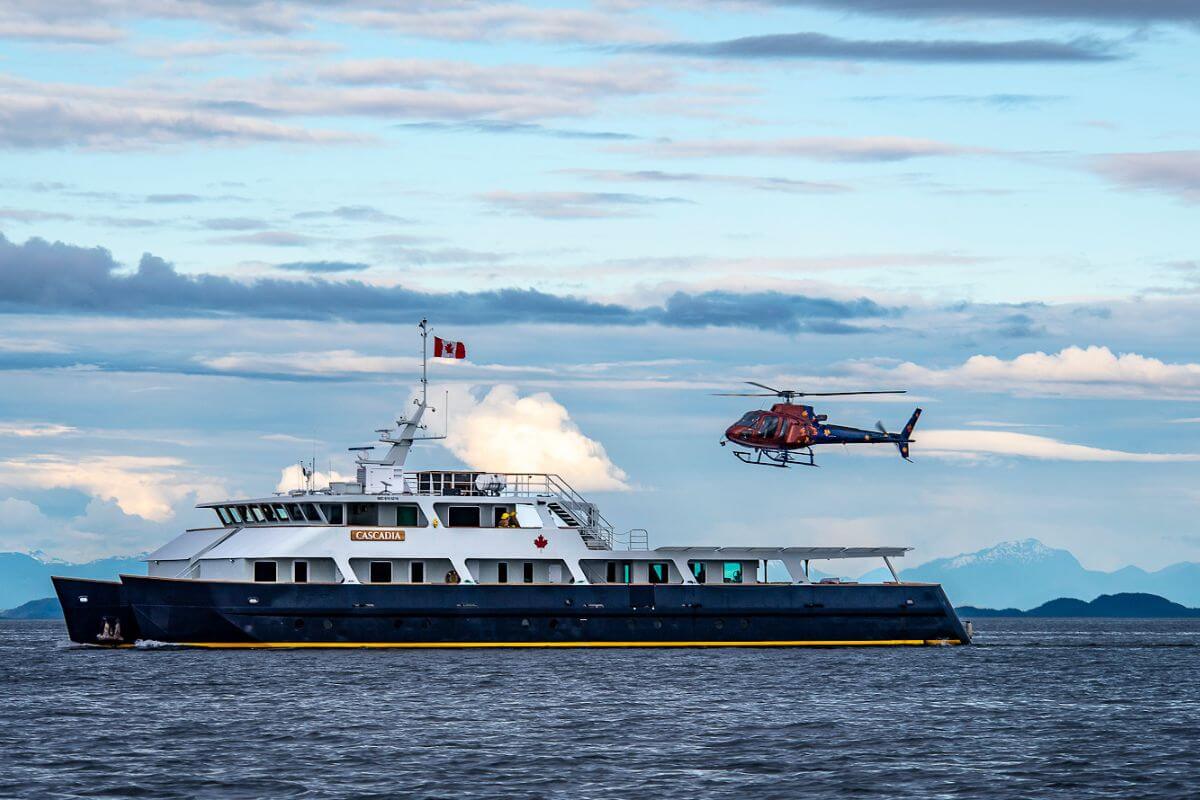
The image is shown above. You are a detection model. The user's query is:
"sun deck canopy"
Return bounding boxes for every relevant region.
[652,546,910,559]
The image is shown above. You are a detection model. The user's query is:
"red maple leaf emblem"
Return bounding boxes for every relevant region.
[533,534,548,549]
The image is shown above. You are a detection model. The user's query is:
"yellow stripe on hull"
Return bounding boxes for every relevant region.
[173,639,962,649]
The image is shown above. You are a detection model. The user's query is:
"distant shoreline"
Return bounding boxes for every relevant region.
[958,592,1200,619]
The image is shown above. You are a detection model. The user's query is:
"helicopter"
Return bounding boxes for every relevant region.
[716,381,922,468]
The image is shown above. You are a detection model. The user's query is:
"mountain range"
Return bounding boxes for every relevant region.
[1,538,1198,611]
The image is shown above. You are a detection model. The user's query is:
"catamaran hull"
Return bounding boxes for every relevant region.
[54,575,971,647]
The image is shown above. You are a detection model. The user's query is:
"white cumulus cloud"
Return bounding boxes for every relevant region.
[443,385,629,491]
[862,345,1200,399]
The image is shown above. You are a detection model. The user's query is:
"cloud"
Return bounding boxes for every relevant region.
[1089,151,1200,204]
[0,207,73,222]
[275,260,370,273]
[860,345,1200,399]
[0,454,222,521]
[396,120,639,141]
[293,205,413,224]
[561,168,851,194]
[332,4,665,44]
[0,233,895,332]
[209,231,317,247]
[444,385,629,491]
[480,190,691,219]
[646,32,1119,63]
[759,0,1200,25]
[134,37,341,59]
[199,217,270,231]
[918,430,1200,463]
[275,463,352,493]
[0,422,77,437]
[145,193,203,204]
[0,84,359,150]
[639,136,987,162]
[0,19,123,43]
[852,93,1065,107]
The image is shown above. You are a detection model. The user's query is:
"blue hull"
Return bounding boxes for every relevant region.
[53,575,971,647]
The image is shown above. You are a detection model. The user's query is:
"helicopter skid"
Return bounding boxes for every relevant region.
[732,447,817,468]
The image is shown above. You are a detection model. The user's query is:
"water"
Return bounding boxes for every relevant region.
[2,618,1197,799]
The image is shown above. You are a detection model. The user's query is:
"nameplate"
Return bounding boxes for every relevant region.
[350,529,406,542]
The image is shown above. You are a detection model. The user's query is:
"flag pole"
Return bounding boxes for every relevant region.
[419,318,428,407]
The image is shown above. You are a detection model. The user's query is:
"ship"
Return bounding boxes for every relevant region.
[54,322,971,648]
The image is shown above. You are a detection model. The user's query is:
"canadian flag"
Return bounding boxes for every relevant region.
[433,336,466,359]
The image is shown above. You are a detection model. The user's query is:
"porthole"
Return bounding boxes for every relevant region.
[293,618,305,631]
[548,619,559,629]
[322,619,333,631]
[521,618,530,627]
[740,618,750,629]
[653,620,663,629]
[714,619,724,630]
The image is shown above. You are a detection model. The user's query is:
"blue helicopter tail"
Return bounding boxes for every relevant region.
[896,408,921,461]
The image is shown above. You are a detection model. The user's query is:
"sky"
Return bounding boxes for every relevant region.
[1,0,1200,570]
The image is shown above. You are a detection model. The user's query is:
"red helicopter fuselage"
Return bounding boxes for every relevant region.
[724,403,823,451]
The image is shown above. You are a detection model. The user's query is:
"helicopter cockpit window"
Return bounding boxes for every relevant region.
[736,411,760,427]
[757,415,781,438]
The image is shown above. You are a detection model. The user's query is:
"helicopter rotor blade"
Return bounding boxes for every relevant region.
[801,390,907,397]
[875,420,889,436]
[711,392,779,397]
[744,381,784,394]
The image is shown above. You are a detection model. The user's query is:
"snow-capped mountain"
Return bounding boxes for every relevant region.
[902,540,1200,610]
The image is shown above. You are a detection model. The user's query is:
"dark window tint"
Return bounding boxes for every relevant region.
[691,562,706,582]
[322,504,344,524]
[294,562,309,583]
[606,562,617,583]
[410,562,425,583]
[522,562,534,584]
[301,504,320,522]
[370,561,392,583]
[497,562,508,583]
[254,561,277,582]
[396,505,420,526]
[757,415,780,438]
[736,411,760,427]
[447,506,481,527]
[649,562,669,584]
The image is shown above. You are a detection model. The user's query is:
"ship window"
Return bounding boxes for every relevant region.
[410,562,425,583]
[522,562,534,584]
[649,562,670,584]
[395,505,420,526]
[227,506,243,524]
[216,507,233,525]
[369,561,392,583]
[254,505,270,523]
[301,504,320,523]
[723,562,743,583]
[497,562,508,584]
[348,504,377,526]
[273,504,289,521]
[294,561,309,583]
[691,562,706,582]
[493,506,511,527]
[514,504,542,528]
[237,505,252,523]
[447,506,481,527]
[254,561,277,582]
[321,504,344,524]
[606,562,617,583]
[286,504,302,520]
[260,505,278,522]
[622,563,632,583]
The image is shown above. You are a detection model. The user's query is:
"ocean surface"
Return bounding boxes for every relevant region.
[2,618,1197,799]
